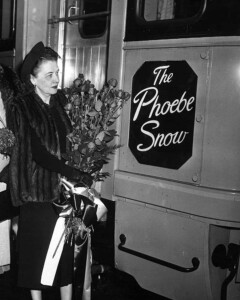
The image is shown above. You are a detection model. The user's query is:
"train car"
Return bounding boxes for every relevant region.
[1,0,240,299]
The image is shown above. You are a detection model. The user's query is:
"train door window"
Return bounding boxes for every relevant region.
[56,0,111,89]
[143,0,202,21]
[0,0,16,51]
[125,0,240,41]
[79,0,109,37]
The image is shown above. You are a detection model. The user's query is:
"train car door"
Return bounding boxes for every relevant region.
[48,0,111,90]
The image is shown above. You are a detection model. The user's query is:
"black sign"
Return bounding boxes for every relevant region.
[129,61,197,169]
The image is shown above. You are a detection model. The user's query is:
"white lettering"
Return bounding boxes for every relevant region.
[137,120,159,152]
[147,91,195,119]
[133,87,158,121]
[137,120,189,152]
[153,65,173,85]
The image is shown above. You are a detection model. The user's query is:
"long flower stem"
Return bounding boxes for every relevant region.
[0,115,6,128]
[103,104,122,126]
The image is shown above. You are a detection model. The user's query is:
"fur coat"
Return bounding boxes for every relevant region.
[7,90,71,207]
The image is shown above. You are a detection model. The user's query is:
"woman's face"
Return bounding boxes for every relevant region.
[30,60,59,101]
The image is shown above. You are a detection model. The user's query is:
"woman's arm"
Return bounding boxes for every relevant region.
[31,128,92,185]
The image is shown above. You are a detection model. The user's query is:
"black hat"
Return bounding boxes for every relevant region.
[20,41,45,82]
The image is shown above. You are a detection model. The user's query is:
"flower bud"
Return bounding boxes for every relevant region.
[102,85,109,93]
[74,98,81,106]
[108,78,118,88]
[73,78,81,87]
[116,89,124,98]
[73,74,84,87]
[64,103,72,111]
[88,142,96,150]
[89,84,96,95]
[123,92,131,101]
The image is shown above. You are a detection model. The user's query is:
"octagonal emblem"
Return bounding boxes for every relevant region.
[129,61,197,169]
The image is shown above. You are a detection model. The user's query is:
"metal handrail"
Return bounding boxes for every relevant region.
[48,11,110,25]
[118,234,200,273]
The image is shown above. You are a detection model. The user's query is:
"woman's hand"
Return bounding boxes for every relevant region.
[68,168,93,187]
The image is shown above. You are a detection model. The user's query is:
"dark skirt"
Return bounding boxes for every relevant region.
[0,190,19,222]
[17,202,74,290]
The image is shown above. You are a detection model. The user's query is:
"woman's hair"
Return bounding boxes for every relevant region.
[0,64,24,107]
[30,46,60,78]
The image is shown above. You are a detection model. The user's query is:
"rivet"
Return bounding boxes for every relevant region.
[196,115,203,122]
[192,175,198,182]
[200,52,208,59]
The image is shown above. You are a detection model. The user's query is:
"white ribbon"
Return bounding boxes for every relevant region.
[41,217,66,286]
[82,229,92,300]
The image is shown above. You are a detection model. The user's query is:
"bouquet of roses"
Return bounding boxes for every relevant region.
[62,73,130,182]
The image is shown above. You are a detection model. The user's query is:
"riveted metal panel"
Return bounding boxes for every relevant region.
[118,45,209,185]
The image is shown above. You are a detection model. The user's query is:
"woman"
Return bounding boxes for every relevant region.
[0,64,22,275]
[7,42,92,300]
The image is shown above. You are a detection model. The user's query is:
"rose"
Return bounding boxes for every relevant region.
[108,78,118,89]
